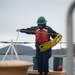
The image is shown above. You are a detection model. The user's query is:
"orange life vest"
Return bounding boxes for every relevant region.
[36,27,50,43]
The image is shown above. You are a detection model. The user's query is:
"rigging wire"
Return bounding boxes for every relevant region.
[59,40,62,66]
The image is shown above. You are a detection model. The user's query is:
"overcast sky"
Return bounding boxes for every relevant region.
[0,0,75,48]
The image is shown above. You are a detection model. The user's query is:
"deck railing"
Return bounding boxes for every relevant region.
[67,1,75,75]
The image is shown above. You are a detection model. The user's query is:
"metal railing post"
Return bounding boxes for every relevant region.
[67,1,75,75]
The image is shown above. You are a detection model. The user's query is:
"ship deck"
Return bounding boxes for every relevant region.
[28,70,66,75]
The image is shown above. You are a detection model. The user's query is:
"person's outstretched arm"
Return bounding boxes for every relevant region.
[16,26,37,35]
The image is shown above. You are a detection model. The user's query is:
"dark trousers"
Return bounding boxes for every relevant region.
[36,53,49,73]
[36,43,51,73]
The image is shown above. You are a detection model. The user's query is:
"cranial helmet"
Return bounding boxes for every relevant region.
[36,16,47,24]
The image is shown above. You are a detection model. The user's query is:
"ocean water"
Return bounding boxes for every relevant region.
[0,55,75,74]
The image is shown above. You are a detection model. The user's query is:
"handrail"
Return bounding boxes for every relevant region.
[0,41,34,44]
[67,1,75,75]
[0,41,67,44]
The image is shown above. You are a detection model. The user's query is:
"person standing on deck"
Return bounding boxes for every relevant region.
[16,16,61,75]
